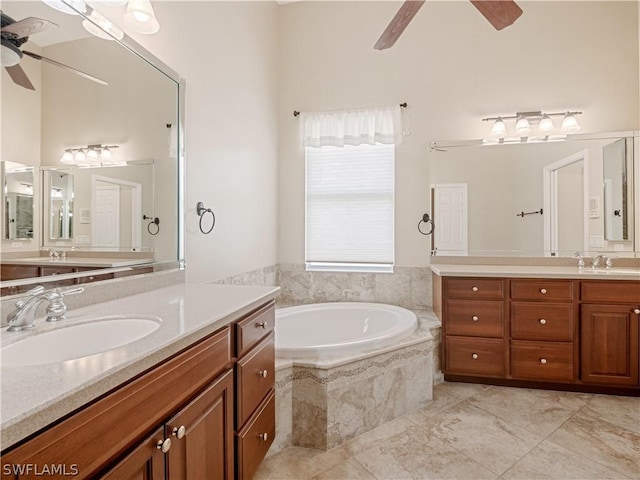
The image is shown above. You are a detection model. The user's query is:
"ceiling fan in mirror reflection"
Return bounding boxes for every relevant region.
[0,11,108,90]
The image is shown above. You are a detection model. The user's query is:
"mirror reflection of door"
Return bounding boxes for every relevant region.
[3,162,35,240]
[91,175,142,250]
[432,183,468,255]
[49,172,74,240]
[603,139,627,241]
[543,150,588,256]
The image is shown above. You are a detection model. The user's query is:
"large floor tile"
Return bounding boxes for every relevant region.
[310,458,376,480]
[403,385,464,424]
[435,381,492,400]
[502,439,632,479]
[466,386,590,437]
[254,446,350,480]
[354,424,498,480]
[415,401,543,476]
[582,394,640,435]
[547,407,640,479]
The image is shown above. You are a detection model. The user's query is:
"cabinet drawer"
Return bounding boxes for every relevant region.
[510,280,573,301]
[511,341,574,382]
[581,281,640,304]
[236,389,275,480]
[445,278,504,300]
[236,302,275,357]
[236,333,275,428]
[445,337,504,377]
[446,300,503,338]
[511,303,574,341]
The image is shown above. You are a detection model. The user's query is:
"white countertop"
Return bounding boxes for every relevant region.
[1,257,153,268]
[0,283,280,449]
[430,264,640,281]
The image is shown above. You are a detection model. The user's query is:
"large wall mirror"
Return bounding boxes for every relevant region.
[1,0,184,294]
[429,132,637,257]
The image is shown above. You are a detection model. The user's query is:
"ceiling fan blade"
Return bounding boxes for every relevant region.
[5,64,35,90]
[22,51,108,86]
[1,17,57,39]
[469,0,523,30]
[374,0,426,50]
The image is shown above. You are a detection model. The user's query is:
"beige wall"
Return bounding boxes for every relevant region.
[277,1,639,267]
[97,1,280,283]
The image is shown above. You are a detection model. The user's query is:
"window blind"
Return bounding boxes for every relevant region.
[305,144,394,268]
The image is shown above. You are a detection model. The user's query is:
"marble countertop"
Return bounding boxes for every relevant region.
[430,264,640,280]
[1,257,153,268]
[0,283,280,449]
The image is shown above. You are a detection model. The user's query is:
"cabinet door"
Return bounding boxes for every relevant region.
[165,370,234,480]
[581,304,639,386]
[99,427,166,480]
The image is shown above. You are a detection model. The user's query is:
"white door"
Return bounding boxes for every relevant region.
[432,183,468,255]
[93,185,120,247]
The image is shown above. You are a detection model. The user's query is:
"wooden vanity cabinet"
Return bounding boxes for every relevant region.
[1,300,278,480]
[438,274,639,395]
[580,281,640,387]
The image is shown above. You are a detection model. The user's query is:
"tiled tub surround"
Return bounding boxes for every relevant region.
[0,282,279,448]
[270,312,436,453]
[278,264,433,310]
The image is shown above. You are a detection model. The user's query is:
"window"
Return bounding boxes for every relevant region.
[305,143,394,272]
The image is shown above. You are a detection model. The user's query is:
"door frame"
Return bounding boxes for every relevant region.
[430,182,468,255]
[91,175,142,249]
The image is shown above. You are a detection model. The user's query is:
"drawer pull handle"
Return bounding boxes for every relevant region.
[472,286,479,292]
[540,288,547,294]
[634,308,640,315]
[172,425,186,439]
[539,318,547,325]
[156,438,172,453]
[540,358,547,365]
[472,315,479,322]
[471,353,479,360]
[258,321,268,329]
[259,369,268,378]
[258,433,268,442]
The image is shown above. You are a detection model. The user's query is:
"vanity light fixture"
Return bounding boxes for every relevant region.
[60,144,119,165]
[483,110,582,138]
[123,0,160,34]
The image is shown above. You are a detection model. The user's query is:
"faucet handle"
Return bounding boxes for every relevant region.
[573,251,585,268]
[59,287,84,297]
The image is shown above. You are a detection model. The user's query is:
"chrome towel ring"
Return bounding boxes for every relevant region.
[418,213,434,235]
[197,202,216,234]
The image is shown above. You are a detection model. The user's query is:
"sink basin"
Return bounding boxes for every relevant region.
[1,316,161,367]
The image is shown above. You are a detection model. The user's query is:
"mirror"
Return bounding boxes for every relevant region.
[429,132,637,257]
[2,162,35,240]
[1,0,184,293]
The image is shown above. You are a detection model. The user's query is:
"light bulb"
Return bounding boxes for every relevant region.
[538,114,555,134]
[515,116,532,136]
[86,148,99,161]
[61,150,74,164]
[123,0,160,34]
[1,41,22,67]
[491,117,506,137]
[100,147,112,161]
[74,149,86,163]
[561,113,581,133]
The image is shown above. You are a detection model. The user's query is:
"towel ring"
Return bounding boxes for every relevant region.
[197,202,216,235]
[418,213,434,236]
[143,215,160,235]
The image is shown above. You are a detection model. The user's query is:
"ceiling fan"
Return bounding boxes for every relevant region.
[1,11,108,91]
[374,0,523,50]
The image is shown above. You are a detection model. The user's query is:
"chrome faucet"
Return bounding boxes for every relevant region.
[573,251,585,268]
[6,286,83,332]
[591,254,613,269]
[48,248,66,259]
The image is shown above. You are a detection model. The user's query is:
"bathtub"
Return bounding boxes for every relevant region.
[275,302,418,358]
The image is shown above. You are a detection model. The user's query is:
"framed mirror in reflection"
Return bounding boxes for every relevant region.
[429,132,638,257]
[1,0,184,295]
[3,162,35,241]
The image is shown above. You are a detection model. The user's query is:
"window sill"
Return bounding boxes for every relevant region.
[305,262,394,274]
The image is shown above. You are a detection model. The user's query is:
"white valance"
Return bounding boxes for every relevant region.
[300,105,403,148]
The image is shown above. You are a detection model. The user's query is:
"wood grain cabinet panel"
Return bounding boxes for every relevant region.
[511,280,573,302]
[511,340,574,382]
[236,390,275,480]
[445,300,503,338]
[99,427,166,480]
[511,303,574,341]
[580,304,639,386]
[581,281,640,303]
[236,303,275,358]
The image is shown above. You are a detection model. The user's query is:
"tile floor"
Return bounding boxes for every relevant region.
[255,382,640,480]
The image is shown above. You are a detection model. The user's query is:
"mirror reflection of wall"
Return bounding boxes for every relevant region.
[48,172,73,240]
[430,133,637,257]
[3,162,35,241]
[603,138,628,241]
